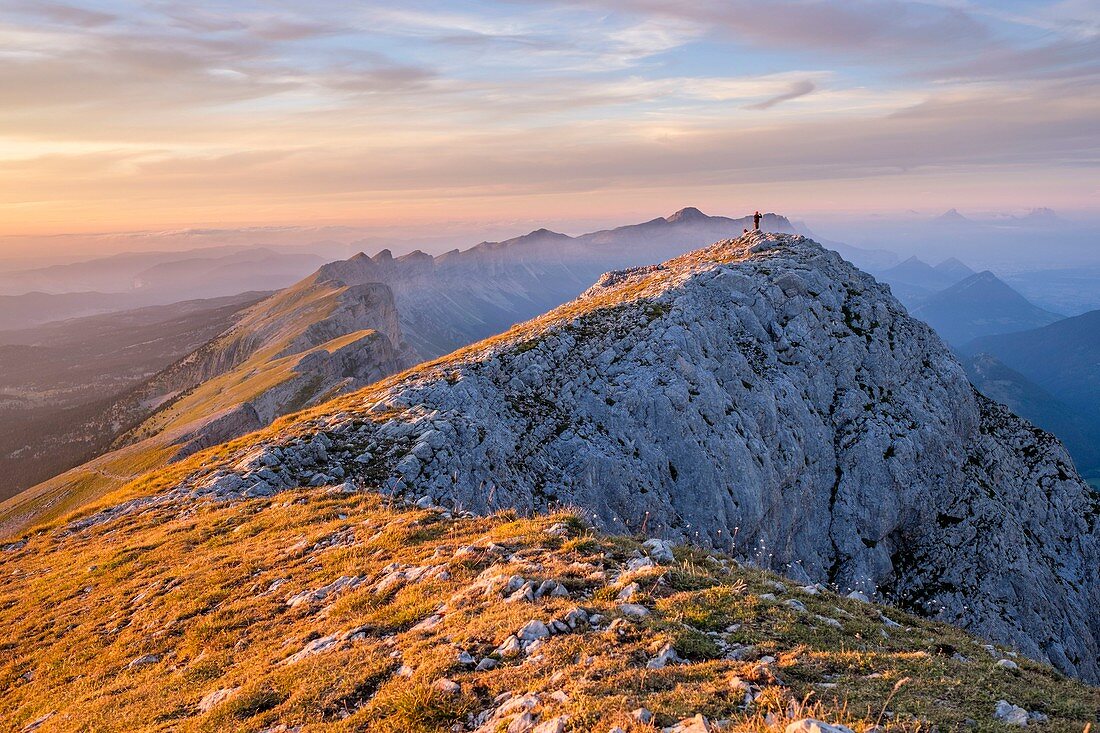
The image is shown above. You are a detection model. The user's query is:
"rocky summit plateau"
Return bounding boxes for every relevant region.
[50,232,1100,686]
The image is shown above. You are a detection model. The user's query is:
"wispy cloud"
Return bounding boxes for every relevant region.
[746,80,817,110]
[0,0,1097,235]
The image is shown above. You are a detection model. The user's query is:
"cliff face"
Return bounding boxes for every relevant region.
[128,232,1098,681]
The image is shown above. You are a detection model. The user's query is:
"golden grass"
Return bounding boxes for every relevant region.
[1,490,1095,732]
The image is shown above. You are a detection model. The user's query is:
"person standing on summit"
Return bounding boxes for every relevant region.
[753,210,762,230]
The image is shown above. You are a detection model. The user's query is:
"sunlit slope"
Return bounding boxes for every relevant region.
[0,274,416,539]
[1,491,1096,732]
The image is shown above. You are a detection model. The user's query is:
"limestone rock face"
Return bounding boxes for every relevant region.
[95,233,1100,681]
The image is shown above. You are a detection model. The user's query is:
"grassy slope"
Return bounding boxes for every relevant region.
[0,281,367,539]
[1,490,1095,733]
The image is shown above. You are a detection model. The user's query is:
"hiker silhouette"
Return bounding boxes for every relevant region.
[753,211,762,230]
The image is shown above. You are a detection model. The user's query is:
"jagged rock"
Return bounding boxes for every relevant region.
[642,538,676,564]
[495,635,523,658]
[996,659,1020,671]
[665,714,717,732]
[517,620,550,641]
[616,582,640,601]
[285,576,364,607]
[282,634,340,664]
[994,700,1030,726]
[647,642,682,669]
[532,717,568,733]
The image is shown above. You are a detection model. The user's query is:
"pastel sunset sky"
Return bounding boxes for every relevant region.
[1,0,1098,237]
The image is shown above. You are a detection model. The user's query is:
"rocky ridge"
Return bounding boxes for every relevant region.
[57,232,1100,682]
[315,210,799,358]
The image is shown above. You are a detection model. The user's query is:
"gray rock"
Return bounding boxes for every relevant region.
[994,700,1029,726]
[647,642,682,669]
[433,678,460,695]
[642,538,676,564]
[517,620,550,641]
[127,654,160,669]
[618,603,650,618]
[666,714,717,732]
[532,717,568,733]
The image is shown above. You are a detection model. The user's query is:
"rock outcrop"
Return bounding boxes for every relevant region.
[137,232,1098,681]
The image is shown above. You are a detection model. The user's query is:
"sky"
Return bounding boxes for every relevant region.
[0,0,1098,243]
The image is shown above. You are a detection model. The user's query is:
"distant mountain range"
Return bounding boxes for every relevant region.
[0,244,335,296]
[879,256,976,293]
[870,255,1063,345]
[911,271,1063,345]
[303,208,807,357]
[0,209,806,333]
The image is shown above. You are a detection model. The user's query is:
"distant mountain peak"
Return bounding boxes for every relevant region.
[525,227,570,239]
[666,206,708,223]
[932,257,977,282]
[935,208,972,223]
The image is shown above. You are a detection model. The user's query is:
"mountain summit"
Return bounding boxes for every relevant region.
[65,231,1099,682]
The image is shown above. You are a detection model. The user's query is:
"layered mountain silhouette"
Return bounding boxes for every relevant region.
[910,271,1062,344]
[879,256,974,293]
[42,232,1097,682]
[329,208,801,357]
